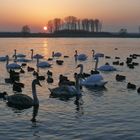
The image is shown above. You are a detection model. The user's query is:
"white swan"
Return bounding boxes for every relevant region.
[49,74,81,98]
[75,50,87,61]
[52,52,62,57]
[6,55,21,69]
[98,63,116,71]
[31,49,44,59]
[36,57,51,68]
[16,58,31,62]
[5,79,41,109]
[13,49,26,58]
[92,49,104,58]
[0,56,7,61]
[77,63,107,87]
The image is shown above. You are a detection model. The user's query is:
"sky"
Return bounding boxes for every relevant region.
[0,0,140,32]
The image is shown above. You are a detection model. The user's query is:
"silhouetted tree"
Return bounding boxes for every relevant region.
[95,19,100,32]
[21,25,30,34]
[47,20,54,33]
[53,18,62,32]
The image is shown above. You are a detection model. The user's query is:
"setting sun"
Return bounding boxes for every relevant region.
[43,26,47,31]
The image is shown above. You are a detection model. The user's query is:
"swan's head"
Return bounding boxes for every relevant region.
[92,49,95,53]
[6,55,9,60]
[94,56,99,61]
[76,64,83,69]
[33,79,42,87]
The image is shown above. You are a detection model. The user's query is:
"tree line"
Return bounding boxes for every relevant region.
[47,16,102,33]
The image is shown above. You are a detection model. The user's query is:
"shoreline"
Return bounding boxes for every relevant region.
[0,32,140,38]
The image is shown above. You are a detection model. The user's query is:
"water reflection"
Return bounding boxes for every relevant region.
[31,105,39,123]
[84,86,107,97]
[74,94,84,117]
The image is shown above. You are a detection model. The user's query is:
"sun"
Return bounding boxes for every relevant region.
[43,26,47,31]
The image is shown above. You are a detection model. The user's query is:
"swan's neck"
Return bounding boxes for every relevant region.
[80,65,83,74]
[92,50,95,57]
[31,50,33,59]
[32,82,39,105]
[36,58,39,72]
[52,52,54,57]
[6,56,9,68]
[95,58,99,71]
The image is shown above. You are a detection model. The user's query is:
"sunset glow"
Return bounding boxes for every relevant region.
[0,0,140,32]
[43,26,47,31]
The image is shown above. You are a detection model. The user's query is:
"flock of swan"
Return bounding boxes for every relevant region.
[0,48,140,112]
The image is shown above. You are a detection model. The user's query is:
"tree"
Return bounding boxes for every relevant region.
[21,25,30,34]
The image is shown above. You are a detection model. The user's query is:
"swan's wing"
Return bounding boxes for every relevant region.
[98,65,116,71]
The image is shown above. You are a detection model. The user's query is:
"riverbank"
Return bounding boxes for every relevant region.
[0,31,140,38]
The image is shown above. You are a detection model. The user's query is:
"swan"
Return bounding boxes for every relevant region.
[49,74,81,98]
[31,49,44,59]
[5,79,41,109]
[0,56,7,61]
[75,50,87,61]
[16,58,31,62]
[98,62,116,71]
[13,49,26,58]
[6,55,21,69]
[92,49,104,58]
[36,57,52,68]
[52,52,62,57]
[77,63,107,87]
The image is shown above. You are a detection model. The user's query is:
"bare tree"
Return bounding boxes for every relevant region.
[95,19,100,32]
[21,25,30,34]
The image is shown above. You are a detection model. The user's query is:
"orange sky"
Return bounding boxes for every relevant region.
[0,0,140,32]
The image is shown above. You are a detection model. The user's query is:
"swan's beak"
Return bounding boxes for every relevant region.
[38,82,42,87]
[37,80,42,87]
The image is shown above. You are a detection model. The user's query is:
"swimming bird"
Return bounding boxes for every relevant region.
[92,49,104,58]
[6,55,21,70]
[52,52,62,57]
[13,49,26,58]
[36,57,52,68]
[77,63,107,87]
[98,62,116,71]
[49,74,81,98]
[30,49,44,59]
[74,50,87,61]
[0,55,7,61]
[5,79,41,109]
[116,74,126,81]
[127,82,136,90]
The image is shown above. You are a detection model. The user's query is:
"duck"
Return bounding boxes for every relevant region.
[47,70,53,76]
[58,74,75,86]
[56,60,64,65]
[27,66,35,72]
[49,74,81,98]
[127,82,136,90]
[4,79,41,109]
[47,75,54,83]
[116,74,126,81]
[98,62,116,71]
[137,87,140,93]
[0,92,7,99]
